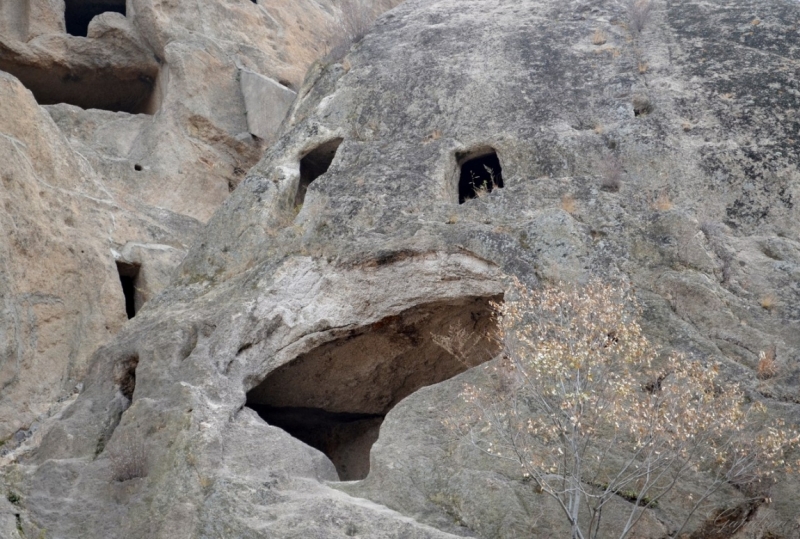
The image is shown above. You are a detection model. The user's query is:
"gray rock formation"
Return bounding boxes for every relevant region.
[0,0,400,445]
[2,0,799,537]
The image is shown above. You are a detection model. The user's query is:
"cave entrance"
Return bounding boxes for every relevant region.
[65,0,126,37]
[116,261,140,319]
[458,149,504,203]
[246,295,502,481]
[294,138,343,206]
[0,0,158,113]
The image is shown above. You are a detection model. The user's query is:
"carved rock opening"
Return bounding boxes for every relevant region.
[1,62,159,113]
[116,261,140,319]
[457,149,504,203]
[246,294,502,480]
[65,0,126,37]
[294,138,343,206]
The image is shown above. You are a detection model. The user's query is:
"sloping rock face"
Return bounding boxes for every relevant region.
[2,0,800,537]
[0,1,399,446]
[0,70,205,443]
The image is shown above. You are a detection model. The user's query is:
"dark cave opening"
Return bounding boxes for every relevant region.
[249,405,384,481]
[295,138,343,206]
[65,0,126,37]
[245,295,502,481]
[0,61,159,113]
[116,261,140,319]
[458,150,504,203]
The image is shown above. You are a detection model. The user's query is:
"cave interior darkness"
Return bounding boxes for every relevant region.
[246,295,502,481]
[65,0,126,37]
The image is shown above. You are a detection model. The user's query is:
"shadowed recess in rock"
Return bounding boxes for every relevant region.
[0,59,159,113]
[1,0,159,115]
[458,149,504,203]
[246,295,502,480]
[65,0,126,37]
[116,261,140,319]
[295,138,343,206]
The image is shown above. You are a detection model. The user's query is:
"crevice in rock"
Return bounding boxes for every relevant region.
[117,355,139,401]
[246,294,502,481]
[295,138,343,206]
[116,261,141,319]
[456,149,504,203]
[95,354,140,457]
[65,0,126,37]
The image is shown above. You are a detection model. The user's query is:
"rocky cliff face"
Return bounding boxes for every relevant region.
[0,0,399,446]
[2,0,799,538]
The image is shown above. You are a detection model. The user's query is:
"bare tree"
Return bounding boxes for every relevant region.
[437,279,798,539]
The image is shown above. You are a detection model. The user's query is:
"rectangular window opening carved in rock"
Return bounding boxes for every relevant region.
[457,149,504,204]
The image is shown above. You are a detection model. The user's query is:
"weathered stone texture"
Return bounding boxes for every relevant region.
[0,0,401,447]
[2,0,800,537]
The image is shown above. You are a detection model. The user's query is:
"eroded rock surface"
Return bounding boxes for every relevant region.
[2,0,800,537]
[0,0,400,446]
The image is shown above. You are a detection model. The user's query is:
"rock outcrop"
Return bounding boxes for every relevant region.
[0,0,400,445]
[2,0,799,537]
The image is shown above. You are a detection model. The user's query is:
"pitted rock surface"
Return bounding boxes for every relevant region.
[1,0,799,537]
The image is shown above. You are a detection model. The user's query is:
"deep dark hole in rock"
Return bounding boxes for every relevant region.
[458,150,504,203]
[65,0,126,37]
[116,261,140,319]
[248,405,384,481]
[246,294,502,481]
[295,138,343,206]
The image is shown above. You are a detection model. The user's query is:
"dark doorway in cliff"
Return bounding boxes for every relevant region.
[294,138,343,206]
[65,0,126,37]
[458,150,504,203]
[116,261,140,319]
[245,294,502,481]
[0,61,159,113]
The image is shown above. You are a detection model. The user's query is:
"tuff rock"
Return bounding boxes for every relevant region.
[1,0,800,538]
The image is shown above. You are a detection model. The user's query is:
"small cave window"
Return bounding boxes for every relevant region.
[116,261,140,320]
[245,295,502,481]
[458,150,504,203]
[294,138,343,206]
[65,0,126,37]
